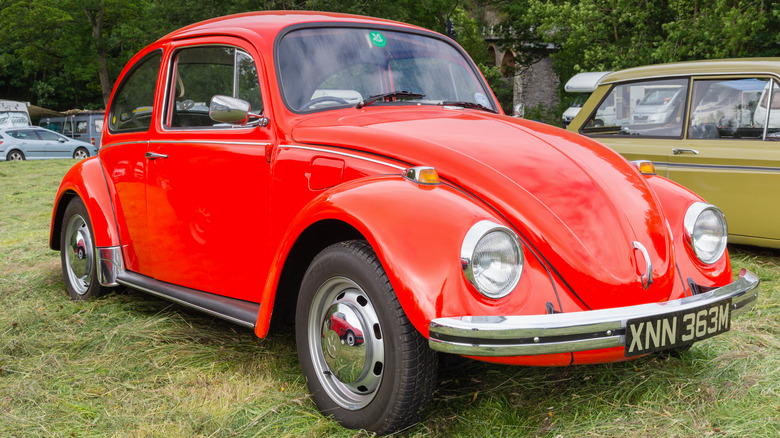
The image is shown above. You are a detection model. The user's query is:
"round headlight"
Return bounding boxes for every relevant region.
[684,202,727,264]
[461,221,524,299]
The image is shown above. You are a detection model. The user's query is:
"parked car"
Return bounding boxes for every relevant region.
[1,126,97,161]
[327,310,365,346]
[39,111,105,148]
[568,58,780,249]
[49,12,759,434]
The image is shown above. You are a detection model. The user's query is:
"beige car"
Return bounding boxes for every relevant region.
[569,58,780,249]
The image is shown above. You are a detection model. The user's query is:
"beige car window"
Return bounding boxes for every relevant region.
[688,78,768,140]
[582,78,688,138]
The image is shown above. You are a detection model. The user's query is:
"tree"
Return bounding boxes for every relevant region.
[497,0,780,88]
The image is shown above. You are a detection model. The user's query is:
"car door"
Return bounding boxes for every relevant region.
[578,78,690,178]
[100,50,164,276]
[9,128,46,159]
[145,39,273,302]
[36,128,71,158]
[669,76,780,246]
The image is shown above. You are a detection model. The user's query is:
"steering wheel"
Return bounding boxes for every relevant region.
[304,96,349,109]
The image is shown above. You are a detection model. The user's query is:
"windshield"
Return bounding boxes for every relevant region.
[276,27,494,113]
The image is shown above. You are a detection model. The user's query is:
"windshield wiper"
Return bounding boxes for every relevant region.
[356,91,425,109]
[439,101,498,113]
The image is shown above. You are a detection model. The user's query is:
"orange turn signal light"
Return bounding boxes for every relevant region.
[404,166,440,185]
[631,160,655,175]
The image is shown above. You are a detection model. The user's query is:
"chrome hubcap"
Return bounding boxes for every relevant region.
[64,214,93,295]
[74,150,88,159]
[308,277,384,410]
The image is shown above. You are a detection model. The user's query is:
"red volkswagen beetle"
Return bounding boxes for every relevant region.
[50,11,759,434]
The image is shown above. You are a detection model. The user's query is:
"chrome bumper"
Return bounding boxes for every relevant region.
[428,270,759,356]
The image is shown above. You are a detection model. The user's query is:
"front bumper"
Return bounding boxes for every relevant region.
[428,270,759,357]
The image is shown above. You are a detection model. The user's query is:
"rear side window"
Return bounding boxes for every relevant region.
[109,51,162,133]
[581,78,689,138]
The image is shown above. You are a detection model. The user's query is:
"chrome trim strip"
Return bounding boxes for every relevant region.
[96,246,124,287]
[428,270,759,356]
[653,161,780,173]
[101,140,149,149]
[281,144,406,170]
[601,71,780,85]
[148,139,272,146]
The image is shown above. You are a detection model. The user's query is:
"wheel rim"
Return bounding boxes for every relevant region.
[64,213,93,295]
[74,149,88,159]
[9,152,23,161]
[308,276,384,410]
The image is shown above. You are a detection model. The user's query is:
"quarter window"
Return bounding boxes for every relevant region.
[581,78,688,138]
[166,46,262,128]
[108,51,163,133]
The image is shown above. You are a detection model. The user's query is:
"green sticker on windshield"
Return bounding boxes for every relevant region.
[369,31,387,47]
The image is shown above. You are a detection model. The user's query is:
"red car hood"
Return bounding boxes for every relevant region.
[291,107,677,309]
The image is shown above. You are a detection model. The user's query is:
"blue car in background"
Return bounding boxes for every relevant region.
[0,126,97,161]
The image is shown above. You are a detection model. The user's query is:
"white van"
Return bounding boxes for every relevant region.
[0,100,32,128]
[561,72,611,127]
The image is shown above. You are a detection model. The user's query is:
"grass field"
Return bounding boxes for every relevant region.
[1,159,778,437]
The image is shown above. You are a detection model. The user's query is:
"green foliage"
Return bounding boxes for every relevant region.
[498,0,780,90]
[479,63,514,113]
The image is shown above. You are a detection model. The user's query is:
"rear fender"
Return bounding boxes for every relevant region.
[255,175,572,340]
[50,157,120,251]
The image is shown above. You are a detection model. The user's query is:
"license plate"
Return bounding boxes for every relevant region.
[625,299,732,357]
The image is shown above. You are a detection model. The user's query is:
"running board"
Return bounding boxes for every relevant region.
[116,272,260,329]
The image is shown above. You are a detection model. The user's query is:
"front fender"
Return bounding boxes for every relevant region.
[256,175,572,344]
[50,157,120,250]
[644,173,732,286]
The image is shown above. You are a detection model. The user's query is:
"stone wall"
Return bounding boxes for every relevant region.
[513,57,559,111]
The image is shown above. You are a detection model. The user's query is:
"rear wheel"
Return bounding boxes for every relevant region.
[60,197,111,300]
[73,147,89,159]
[6,150,25,161]
[296,240,437,434]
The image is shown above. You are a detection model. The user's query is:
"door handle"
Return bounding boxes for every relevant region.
[145,152,168,160]
[672,148,699,155]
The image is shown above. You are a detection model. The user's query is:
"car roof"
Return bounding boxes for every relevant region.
[160,10,427,43]
[601,58,780,84]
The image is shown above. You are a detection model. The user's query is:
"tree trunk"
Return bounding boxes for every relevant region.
[84,5,112,107]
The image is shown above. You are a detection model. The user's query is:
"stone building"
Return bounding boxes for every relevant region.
[484,26,560,114]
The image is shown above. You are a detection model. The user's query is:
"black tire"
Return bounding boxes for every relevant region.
[6,150,25,161]
[73,147,89,159]
[344,330,356,347]
[296,240,437,434]
[60,197,112,300]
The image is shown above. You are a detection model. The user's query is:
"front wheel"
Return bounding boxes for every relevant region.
[73,147,89,159]
[60,197,112,300]
[296,240,437,434]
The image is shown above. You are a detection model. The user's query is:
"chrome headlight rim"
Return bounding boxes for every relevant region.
[684,202,728,265]
[461,220,524,299]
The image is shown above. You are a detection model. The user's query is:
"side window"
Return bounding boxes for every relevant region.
[689,78,767,139]
[94,119,104,133]
[75,121,88,134]
[36,130,61,141]
[109,51,162,133]
[581,78,688,138]
[167,46,262,128]
[756,80,780,140]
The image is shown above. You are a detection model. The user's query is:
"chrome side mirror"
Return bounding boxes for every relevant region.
[209,95,268,127]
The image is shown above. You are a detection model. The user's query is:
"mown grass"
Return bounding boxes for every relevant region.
[1,159,778,437]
